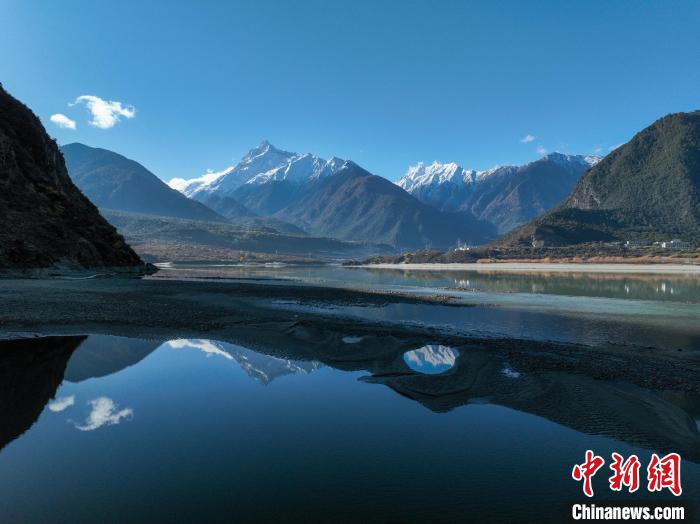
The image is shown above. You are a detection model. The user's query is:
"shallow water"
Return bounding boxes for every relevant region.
[150,264,700,350]
[0,335,698,523]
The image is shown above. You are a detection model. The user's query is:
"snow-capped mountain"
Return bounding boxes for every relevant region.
[397,162,477,193]
[169,140,346,198]
[397,153,601,233]
[168,141,497,248]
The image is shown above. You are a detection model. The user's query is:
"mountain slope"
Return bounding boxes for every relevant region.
[0,85,142,270]
[501,111,700,245]
[276,163,496,248]
[398,154,598,233]
[62,143,227,222]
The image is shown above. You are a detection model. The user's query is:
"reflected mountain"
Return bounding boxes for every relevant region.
[64,335,161,382]
[0,336,84,451]
[1,333,698,462]
[364,347,700,462]
[166,339,322,384]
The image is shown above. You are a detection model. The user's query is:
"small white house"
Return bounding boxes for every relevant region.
[532,239,545,248]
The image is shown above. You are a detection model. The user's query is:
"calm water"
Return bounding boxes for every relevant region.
[151,264,700,350]
[0,334,698,523]
[2,266,700,522]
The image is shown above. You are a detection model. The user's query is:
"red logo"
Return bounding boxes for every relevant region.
[572,451,682,497]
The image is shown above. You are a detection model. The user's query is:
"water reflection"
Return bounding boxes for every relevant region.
[403,345,457,374]
[164,339,322,385]
[0,334,697,463]
[150,264,700,304]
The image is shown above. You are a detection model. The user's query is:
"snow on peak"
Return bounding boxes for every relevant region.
[398,152,602,194]
[397,161,476,192]
[170,142,346,198]
[541,152,601,167]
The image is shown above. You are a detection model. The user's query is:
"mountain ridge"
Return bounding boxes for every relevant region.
[397,153,600,233]
[500,110,700,245]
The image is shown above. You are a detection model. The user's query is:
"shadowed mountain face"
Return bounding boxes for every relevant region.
[0,336,83,451]
[398,154,598,234]
[501,111,700,246]
[61,143,227,223]
[274,163,496,249]
[0,86,143,270]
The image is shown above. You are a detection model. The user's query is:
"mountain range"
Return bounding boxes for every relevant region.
[397,153,600,234]
[502,110,700,246]
[171,141,496,248]
[0,85,142,270]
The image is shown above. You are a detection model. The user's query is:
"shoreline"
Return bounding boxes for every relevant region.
[353,262,700,274]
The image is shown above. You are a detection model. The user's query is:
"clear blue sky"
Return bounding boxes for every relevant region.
[2,0,699,182]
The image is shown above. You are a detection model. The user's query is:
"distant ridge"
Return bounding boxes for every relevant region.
[397,153,599,233]
[62,143,228,223]
[500,111,700,245]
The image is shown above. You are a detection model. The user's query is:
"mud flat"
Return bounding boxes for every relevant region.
[0,277,698,398]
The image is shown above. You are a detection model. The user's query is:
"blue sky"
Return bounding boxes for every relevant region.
[2,0,699,182]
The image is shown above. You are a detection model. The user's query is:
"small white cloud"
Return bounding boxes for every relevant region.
[593,147,603,155]
[536,145,547,156]
[74,397,133,431]
[48,395,75,412]
[520,134,536,143]
[49,113,76,130]
[72,95,135,129]
[609,143,624,151]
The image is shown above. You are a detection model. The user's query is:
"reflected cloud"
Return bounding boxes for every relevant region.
[48,395,75,412]
[75,397,133,432]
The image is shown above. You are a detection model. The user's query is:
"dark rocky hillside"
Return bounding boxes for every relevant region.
[0,85,143,270]
[501,111,700,246]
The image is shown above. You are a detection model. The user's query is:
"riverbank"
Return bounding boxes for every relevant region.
[354,262,700,274]
[0,277,698,397]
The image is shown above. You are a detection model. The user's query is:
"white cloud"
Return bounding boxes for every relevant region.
[74,397,133,431]
[49,113,76,130]
[520,134,536,143]
[609,143,624,151]
[536,145,548,156]
[593,147,603,155]
[48,395,75,412]
[72,95,135,129]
